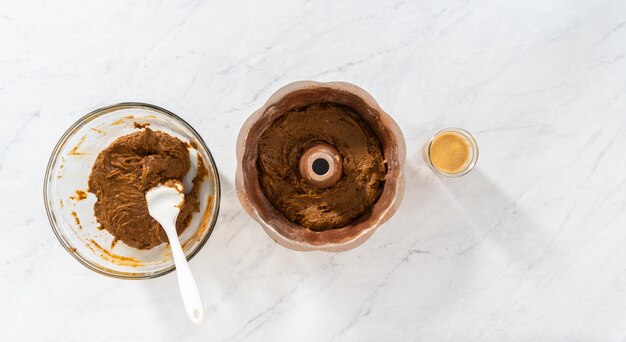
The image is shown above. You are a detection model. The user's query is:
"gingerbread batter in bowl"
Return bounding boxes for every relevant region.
[44,103,220,279]
[88,128,206,250]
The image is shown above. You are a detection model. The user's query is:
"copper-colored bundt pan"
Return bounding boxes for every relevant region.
[236,81,406,252]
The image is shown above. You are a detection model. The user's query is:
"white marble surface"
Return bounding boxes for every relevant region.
[1,0,626,340]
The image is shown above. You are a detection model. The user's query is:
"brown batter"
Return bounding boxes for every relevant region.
[88,127,205,249]
[257,103,386,231]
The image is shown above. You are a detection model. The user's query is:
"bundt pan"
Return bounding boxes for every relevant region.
[236,81,405,252]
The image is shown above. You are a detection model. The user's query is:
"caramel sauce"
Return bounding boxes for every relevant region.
[429,132,470,174]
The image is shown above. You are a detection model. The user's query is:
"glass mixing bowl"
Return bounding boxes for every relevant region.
[44,103,220,279]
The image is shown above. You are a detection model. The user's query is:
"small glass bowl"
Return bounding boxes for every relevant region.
[423,127,479,177]
[44,103,220,279]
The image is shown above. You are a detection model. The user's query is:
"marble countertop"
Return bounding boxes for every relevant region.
[2,0,626,341]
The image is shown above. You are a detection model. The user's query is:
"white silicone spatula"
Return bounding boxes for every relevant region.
[145,181,204,325]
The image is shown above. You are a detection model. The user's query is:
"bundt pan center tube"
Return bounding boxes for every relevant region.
[236,81,406,252]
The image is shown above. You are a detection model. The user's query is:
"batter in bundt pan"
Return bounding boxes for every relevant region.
[256,102,387,231]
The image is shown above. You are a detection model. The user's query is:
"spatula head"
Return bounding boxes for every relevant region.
[145,181,185,226]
